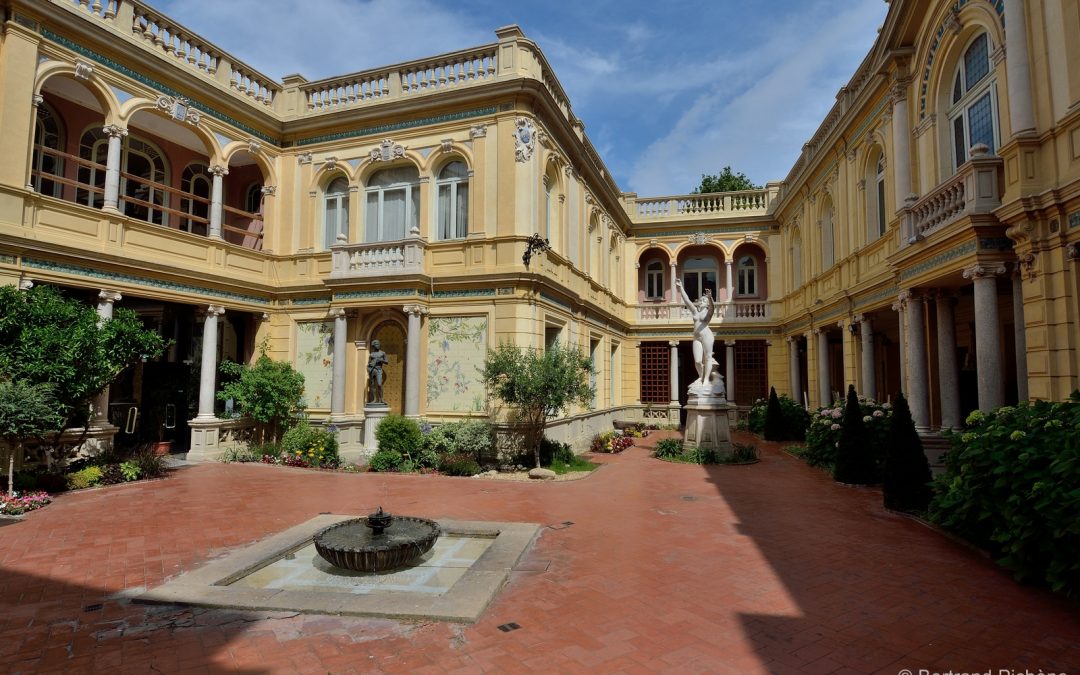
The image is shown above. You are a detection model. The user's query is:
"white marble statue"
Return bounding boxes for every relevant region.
[676,280,717,390]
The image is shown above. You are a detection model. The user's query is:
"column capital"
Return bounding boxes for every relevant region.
[102,124,128,139]
[836,320,846,330]
[209,165,229,177]
[98,290,122,305]
[852,314,866,324]
[785,335,797,343]
[812,327,824,336]
[667,340,679,348]
[962,262,1007,280]
[669,261,677,268]
[724,340,736,347]
[329,307,346,319]
[204,304,225,317]
[261,185,277,197]
[724,259,733,267]
[402,304,429,317]
[31,93,43,107]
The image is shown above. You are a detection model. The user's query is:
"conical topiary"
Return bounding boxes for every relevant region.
[833,385,877,484]
[763,386,785,441]
[882,392,932,512]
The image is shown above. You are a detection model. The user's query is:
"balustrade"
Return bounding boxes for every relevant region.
[330,239,427,279]
[634,300,770,323]
[903,147,1003,243]
[631,189,770,220]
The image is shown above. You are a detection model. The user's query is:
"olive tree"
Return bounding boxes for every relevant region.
[217,344,306,443]
[0,380,63,494]
[480,341,594,468]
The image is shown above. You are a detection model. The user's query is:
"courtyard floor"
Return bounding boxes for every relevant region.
[1,431,1076,674]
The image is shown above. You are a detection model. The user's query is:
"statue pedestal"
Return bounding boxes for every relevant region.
[683,393,733,457]
[362,404,390,457]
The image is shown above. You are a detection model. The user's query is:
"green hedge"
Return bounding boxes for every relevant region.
[748,392,809,441]
[930,397,1080,596]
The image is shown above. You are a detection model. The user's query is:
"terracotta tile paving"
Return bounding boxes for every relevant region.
[1,431,1077,674]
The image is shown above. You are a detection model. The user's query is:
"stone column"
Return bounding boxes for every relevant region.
[890,80,912,212]
[892,298,908,396]
[209,165,228,239]
[669,261,678,303]
[903,290,930,431]
[194,305,225,421]
[1003,0,1035,135]
[857,314,876,401]
[964,263,1007,412]
[787,336,801,402]
[1012,267,1029,401]
[101,125,127,212]
[724,259,734,302]
[934,291,961,430]
[725,340,736,401]
[668,340,679,405]
[91,290,122,426]
[815,328,830,406]
[402,304,428,418]
[329,308,347,421]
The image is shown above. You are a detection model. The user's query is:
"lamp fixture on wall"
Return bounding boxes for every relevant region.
[522,233,551,269]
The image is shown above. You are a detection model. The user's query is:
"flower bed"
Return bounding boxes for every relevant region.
[0,491,51,516]
[803,398,892,472]
[590,431,633,453]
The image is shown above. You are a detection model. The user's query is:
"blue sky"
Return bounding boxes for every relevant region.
[146,0,887,196]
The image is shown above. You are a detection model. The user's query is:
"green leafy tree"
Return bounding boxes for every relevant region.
[481,341,594,468]
[0,285,165,434]
[882,393,932,513]
[833,385,877,484]
[692,166,760,194]
[762,386,786,441]
[217,346,305,443]
[0,380,64,495]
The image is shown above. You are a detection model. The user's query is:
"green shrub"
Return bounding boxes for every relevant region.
[119,461,141,481]
[930,397,1080,596]
[368,449,404,472]
[217,345,306,444]
[731,443,758,462]
[250,442,283,460]
[549,453,596,475]
[375,415,422,457]
[762,387,785,441]
[833,386,877,485]
[882,393,931,513]
[221,447,261,463]
[99,464,124,485]
[65,465,102,490]
[538,437,573,465]
[281,421,339,468]
[654,438,684,459]
[421,421,495,461]
[749,392,809,441]
[438,452,481,476]
[132,447,169,479]
[805,396,891,470]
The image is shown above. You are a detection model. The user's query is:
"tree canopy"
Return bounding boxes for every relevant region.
[692,166,760,194]
[480,341,594,468]
[217,343,306,443]
[0,285,166,431]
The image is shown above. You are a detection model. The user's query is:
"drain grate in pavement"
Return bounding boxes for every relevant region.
[680,495,701,502]
[83,604,103,613]
[547,521,574,530]
[497,622,521,633]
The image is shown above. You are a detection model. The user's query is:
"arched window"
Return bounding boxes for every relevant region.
[323,176,349,249]
[791,230,803,287]
[543,172,554,242]
[180,163,211,236]
[79,130,169,224]
[365,166,419,242]
[736,256,758,296]
[31,101,64,198]
[645,260,664,300]
[820,205,835,269]
[949,32,998,169]
[245,183,263,214]
[681,256,718,301]
[436,161,468,240]
[875,155,887,237]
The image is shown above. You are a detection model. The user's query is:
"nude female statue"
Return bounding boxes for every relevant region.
[676,280,716,388]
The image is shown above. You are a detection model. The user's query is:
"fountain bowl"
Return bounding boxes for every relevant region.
[313,515,440,572]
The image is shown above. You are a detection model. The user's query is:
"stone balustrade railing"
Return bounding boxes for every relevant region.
[630,189,771,221]
[329,238,427,279]
[303,46,498,112]
[634,300,771,323]
[902,145,1003,244]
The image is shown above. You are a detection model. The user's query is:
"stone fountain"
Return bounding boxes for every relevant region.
[313,506,440,572]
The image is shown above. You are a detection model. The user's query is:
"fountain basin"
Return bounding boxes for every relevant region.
[313,516,440,572]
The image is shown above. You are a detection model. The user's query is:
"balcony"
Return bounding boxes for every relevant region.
[627,188,775,224]
[329,238,427,280]
[902,145,1003,245]
[633,300,772,324]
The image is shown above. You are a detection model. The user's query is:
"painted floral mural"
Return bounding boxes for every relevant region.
[426,316,487,412]
[296,321,333,409]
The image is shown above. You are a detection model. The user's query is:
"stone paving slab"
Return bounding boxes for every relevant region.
[0,431,1076,674]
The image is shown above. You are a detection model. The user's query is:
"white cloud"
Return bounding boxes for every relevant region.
[146,0,489,80]
[627,1,886,195]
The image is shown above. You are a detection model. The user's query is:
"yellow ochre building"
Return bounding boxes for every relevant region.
[1,0,1078,463]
